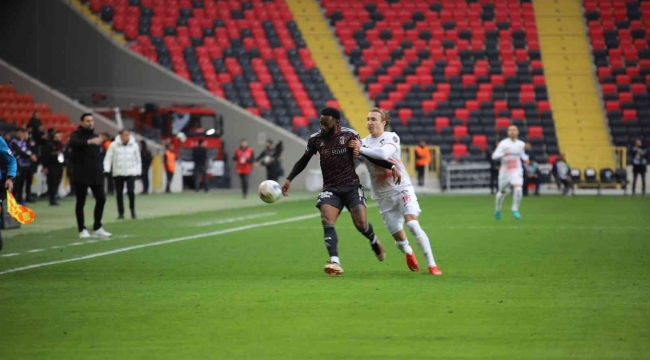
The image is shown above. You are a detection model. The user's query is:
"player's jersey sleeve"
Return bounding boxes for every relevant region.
[359,133,398,160]
[305,134,318,155]
[491,140,505,160]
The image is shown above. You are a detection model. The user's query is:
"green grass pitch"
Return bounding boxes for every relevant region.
[0,194,649,359]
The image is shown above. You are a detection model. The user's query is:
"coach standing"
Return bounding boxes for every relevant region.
[104,129,141,219]
[68,113,112,239]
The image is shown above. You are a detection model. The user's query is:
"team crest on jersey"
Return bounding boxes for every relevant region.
[380,139,385,145]
[320,141,324,147]
[393,136,398,143]
[339,136,345,145]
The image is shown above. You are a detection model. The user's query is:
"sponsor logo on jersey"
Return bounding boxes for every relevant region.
[330,148,347,155]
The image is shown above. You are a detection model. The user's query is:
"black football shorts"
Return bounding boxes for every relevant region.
[315,185,366,211]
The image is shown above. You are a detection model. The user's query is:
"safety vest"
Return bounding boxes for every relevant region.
[414,146,431,167]
[165,149,176,172]
[235,147,254,175]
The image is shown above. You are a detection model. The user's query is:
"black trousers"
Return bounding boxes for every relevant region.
[632,165,646,195]
[141,168,150,194]
[415,165,425,186]
[13,167,30,203]
[47,167,63,204]
[165,171,173,192]
[523,176,540,196]
[489,169,499,194]
[75,183,106,232]
[25,166,36,200]
[105,173,114,194]
[114,176,136,216]
[240,174,249,197]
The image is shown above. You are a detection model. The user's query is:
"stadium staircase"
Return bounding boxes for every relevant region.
[583,0,650,164]
[534,0,615,170]
[321,0,560,164]
[285,0,371,135]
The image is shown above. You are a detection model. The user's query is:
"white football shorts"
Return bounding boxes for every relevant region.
[498,170,523,191]
[376,186,422,235]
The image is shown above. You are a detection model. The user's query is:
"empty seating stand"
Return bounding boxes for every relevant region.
[584,0,650,157]
[322,0,559,163]
[85,0,342,139]
[0,85,75,140]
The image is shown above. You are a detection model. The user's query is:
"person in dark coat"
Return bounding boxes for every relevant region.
[255,140,282,181]
[9,127,37,205]
[631,138,647,195]
[139,140,153,194]
[192,139,209,192]
[68,113,111,238]
[42,130,65,206]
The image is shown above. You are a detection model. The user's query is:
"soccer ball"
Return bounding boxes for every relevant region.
[258,180,283,204]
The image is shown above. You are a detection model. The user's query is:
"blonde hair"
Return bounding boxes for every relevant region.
[369,107,391,128]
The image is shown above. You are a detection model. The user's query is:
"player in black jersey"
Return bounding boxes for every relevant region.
[281,107,401,275]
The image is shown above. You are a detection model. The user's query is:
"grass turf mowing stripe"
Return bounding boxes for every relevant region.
[0,213,320,276]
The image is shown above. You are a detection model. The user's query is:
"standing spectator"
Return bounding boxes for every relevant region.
[631,139,647,196]
[27,111,42,133]
[552,153,572,196]
[68,113,111,238]
[100,132,114,195]
[414,141,431,186]
[24,127,41,203]
[256,140,280,181]
[488,141,500,194]
[10,128,37,205]
[104,130,141,219]
[139,140,152,195]
[192,139,209,192]
[0,135,17,252]
[42,130,65,206]
[164,143,176,193]
[234,138,254,198]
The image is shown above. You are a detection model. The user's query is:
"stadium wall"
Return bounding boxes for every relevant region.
[0,0,319,191]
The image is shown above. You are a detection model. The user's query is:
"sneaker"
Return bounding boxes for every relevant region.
[428,266,442,275]
[92,227,112,238]
[79,229,91,239]
[371,238,386,261]
[405,251,420,271]
[324,262,344,276]
[131,212,136,220]
[512,210,521,219]
[117,215,124,220]
[495,210,501,220]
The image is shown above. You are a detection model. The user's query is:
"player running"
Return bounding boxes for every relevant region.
[348,108,442,275]
[491,125,529,220]
[281,107,401,276]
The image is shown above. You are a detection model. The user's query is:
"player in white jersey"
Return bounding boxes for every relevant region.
[348,108,442,275]
[491,125,529,220]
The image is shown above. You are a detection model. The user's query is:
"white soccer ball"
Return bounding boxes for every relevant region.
[258,180,282,204]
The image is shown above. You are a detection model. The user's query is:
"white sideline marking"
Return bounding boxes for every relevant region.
[26,249,43,253]
[1,253,20,257]
[0,213,320,276]
[194,212,277,227]
[68,242,85,246]
[50,246,63,249]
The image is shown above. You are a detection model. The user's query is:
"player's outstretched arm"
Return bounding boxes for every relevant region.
[282,152,313,196]
[491,143,505,160]
[348,139,396,160]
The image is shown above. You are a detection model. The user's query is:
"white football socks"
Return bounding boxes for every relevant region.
[330,256,340,265]
[495,189,507,211]
[406,220,436,267]
[512,187,523,211]
[395,239,413,255]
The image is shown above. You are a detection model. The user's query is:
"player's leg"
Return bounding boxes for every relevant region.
[346,186,385,261]
[511,172,523,219]
[379,195,418,270]
[495,172,510,220]
[402,189,441,275]
[316,190,344,275]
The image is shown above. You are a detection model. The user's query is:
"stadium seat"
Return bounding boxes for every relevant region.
[322,0,558,160]
[86,0,336,140]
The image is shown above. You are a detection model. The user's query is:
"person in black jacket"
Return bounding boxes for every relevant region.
[139,140,153,194]
[631,139,647,195]
[192,140,209,192]
[68,113,112,238]
[42,130,65,206]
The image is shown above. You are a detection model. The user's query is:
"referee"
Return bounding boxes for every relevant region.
[68,113,112,239]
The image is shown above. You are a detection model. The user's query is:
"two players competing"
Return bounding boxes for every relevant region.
[282,107,441,276]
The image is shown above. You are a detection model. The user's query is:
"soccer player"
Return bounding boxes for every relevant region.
[491,125,529,220]
[281,107,401,276]
[348,108,442,275]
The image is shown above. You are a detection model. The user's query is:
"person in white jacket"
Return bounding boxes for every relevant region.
[104,130,141,219]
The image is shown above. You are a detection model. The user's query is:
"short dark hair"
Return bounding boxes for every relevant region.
[15,127,26,132]
[320,107,340,120]
[80,113,93,122]
[118,129,129,135]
